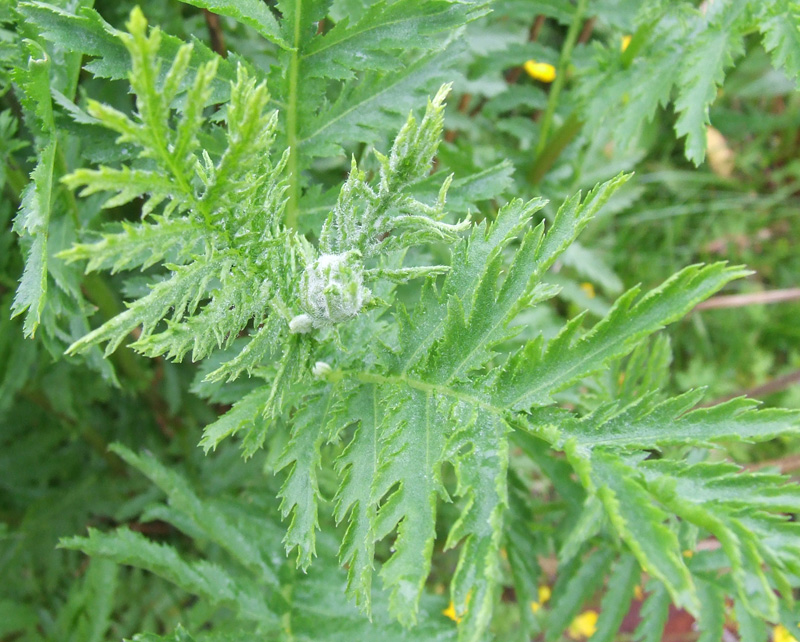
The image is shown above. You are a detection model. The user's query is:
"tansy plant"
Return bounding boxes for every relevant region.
[5,1,800,641]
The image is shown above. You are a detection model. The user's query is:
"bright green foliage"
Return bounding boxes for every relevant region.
[178,0,288,49]
[590,555,640,642]
[60,8,299,371]
[62,444,457,641]
[16,1,239,91]
[6,2,115,381]
[633,582,671,642]
[527,345,800,630]
[180,0,489,228]
[46,9,800,640]
[495,263,750,410]
[760,0,800,83]
[10,40,55,337]
[580,0,800,164]
[5,1,800,642]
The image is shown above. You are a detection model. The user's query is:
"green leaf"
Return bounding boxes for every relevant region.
[734,598,769,642]
[497,263,749,411]
[18,1,238,97]
[372,387,452,623]
[10,39,56,337]
[413,161,515,213]
[759,0,800,83]
[200,386,273,452]
[445,409,508,641]
[55,559,118,642]
[0,600,39,637]
[299,47,460,160]
[133,269,268,362]
[275,386,340,569]
[110,444,280,586]
[582,36,680,153]
[425,174,629,385]
[317,85,468,261]
[59,217,202,274]
[557,496,604,565]
[333,384,380,613]
[640,459,799,620]
[392,191,533,376]
[60,14,301,381]
[557,393,800,449]
[177,0,289,49]
[68,255,233,356]
[544,548,614,642]
[633,581,670,642]
[60,528,278,627]
[695,580,726,642]
[302,0,487,80]
[586,450,696,613]
[674,19,744,165]
[504,471,544,637]
[589,555,639,642]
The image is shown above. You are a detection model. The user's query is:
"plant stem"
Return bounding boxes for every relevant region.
[702,369,800,408]
[55,144,81,227]
[529,113,583,185]
[694,288,800,310]
[534,0,589,159]
[4,158,27,199]
[285,0,303,230]
[204,9,228,58]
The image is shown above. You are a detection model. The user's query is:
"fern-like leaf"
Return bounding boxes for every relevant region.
[497,263,749,411]
[10,41,56,337]
[760,0,800,83]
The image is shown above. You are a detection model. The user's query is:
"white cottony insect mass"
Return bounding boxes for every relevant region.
[298,251,370,328]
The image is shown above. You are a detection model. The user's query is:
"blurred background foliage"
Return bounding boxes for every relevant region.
[1,0,799,639]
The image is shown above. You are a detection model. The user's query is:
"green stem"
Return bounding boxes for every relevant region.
[54,145,81,227]
[534,0,589,159]
[285,0,303,230]
[529,113,583,185]
[4,158,27,200]
[351,370,502,414]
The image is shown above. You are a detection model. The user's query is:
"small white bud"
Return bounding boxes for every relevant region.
[289,313,314,334]
[312,361,333,378]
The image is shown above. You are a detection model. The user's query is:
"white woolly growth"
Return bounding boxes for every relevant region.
[297,250,370,328]
[289,314,314,334]
[312,361,333,377]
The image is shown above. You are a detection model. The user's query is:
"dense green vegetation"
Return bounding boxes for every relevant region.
[2,1,800,640]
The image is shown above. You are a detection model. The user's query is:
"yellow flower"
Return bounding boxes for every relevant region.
[442,600,462,624]
[580,282,596,299]
[530,585,552,613]
[524,60,556,83]
[633,584,644,601]
[774,625,799,642]
[443,591,472,624]
[682,549,694,558]
[568,610,598,639]
[621,35,632,52]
